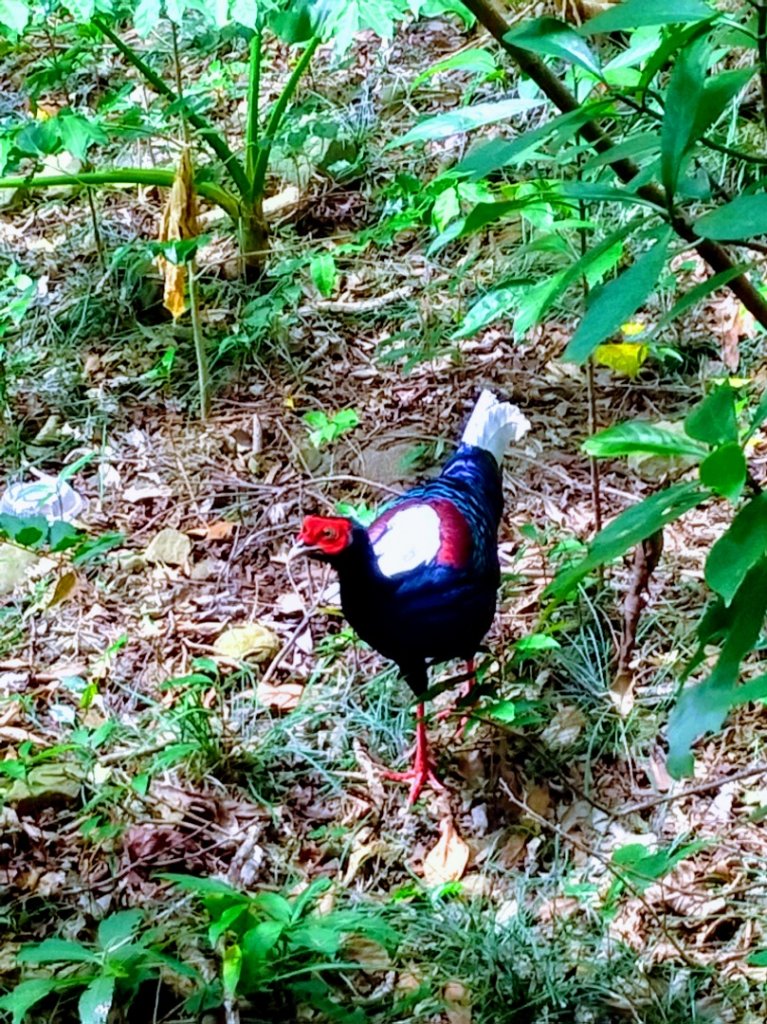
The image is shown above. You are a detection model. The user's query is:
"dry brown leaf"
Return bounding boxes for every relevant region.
[46,570,78,609]
[540,703,585,748]
[157,147,199,319]
[422,817,469,886]
[144,528,192,567]
[444,981,471,1024]
[187,521,236,541]
[215,623,280,662]
[256,680,303,711]
[498,833,527,869]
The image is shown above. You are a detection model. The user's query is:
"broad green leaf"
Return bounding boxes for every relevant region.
[452,280,529,339]
[310,253,337,297]
[389,98,546,148]
[748,950,767,966]
[563,231,671,363]
[18,939,98,964]
[612,840,704,889]
[78,975,115,1024]
[413,48,496,87]
[254,891,293,923]
[582,131,660,172]
[230,0,258,29]
[58,112,106,160]
[668,558,767,776]
[289,921,342,955]
[209,905,248,946]
[684,384,737,445]
[133,0,162,37]
[161,873,242,898]
[242,920,284,960]
[693,67,755,140]
[0,980,57,1024]
[483,700,517,723]
[705,493,767,604]
[593,342,649,378]
[457,102,614,179]
[582,0,713,34]
[694,194,767,240]
[97,910,143,952]
[504,17,602,78]
[657,264,749,330]
[583,422,707,459]
[660,35,709,199]
[269,1,315,44]
[0,0,29,32]
[699,442,746,502]
[545,482,708,600]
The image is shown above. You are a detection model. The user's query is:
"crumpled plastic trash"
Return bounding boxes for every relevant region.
[0,474,88,522]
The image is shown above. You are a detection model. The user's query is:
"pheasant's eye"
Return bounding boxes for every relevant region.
[321,528,334,539]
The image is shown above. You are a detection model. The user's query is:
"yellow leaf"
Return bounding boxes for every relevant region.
[256,680,303,710]
[47,570,78,609]
[594,342,649,378]
[214,622,280,662]
[156,147,199,319]
[283,394,295,410]
[620,321,645,337]
[422,817,469,886]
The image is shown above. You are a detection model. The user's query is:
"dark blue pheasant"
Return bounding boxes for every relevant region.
[296,391,530,803]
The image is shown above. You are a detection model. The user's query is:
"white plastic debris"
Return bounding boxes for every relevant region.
[0,474,88,522]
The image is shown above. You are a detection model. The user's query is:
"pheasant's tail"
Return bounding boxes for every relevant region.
[461,389,531,464]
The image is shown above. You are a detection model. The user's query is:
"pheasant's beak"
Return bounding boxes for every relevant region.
[288,538,319,560]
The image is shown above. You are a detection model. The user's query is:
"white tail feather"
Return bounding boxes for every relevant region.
[461,389,530,464]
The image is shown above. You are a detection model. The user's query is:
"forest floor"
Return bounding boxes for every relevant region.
[2,7,767,1024]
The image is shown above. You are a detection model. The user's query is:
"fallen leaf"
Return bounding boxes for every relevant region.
[156,147,199,319]
[46,570,78,609]
[444,981,471,1024]
[594,342,649,378]
[256,680,303,711]
[187,521,236,541]
[123,485,173,503]
[144,528,192,567]
[498,833,527,869]
[0,544,39,595]
[422,817,469,886]
[215,623,280,662]
[541,704,585,748]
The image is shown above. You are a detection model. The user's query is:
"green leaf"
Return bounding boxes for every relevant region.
[289,921,342,956]
[413,48,496,87]
[684,384,737,445]
[699,442,746,502]
[222,943,242,999]
[545,482,708,601]
[660,34,709,199]
[310,253,337,298]
[0,0,30,32]
[504,17,602,78]
[133,0,162,37]
[582,0,713,34]
[58,112,106,160]
[693,67,755,139]
[78,975,115,1024]
[269,0,315,43]
[483,699,517,723]
[668,559,767,776]
[254,891,293,923]
[583,422,707,459]
[694,194,767,241]
[18,939,98,964]
[97,910,143,952]
[657,264,749,330]
[0,980,57,1024]
[71,532,124,566]
[748,950,767,966]
[242,920,284,959]
[563,231,671,363]
[390,98,546,148]
[705,493,767,604]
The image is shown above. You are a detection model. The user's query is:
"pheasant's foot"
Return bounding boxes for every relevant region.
[382,702,444,805]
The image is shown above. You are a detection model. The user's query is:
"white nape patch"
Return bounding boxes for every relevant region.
[462,389,531,464]
[372,504,441,578]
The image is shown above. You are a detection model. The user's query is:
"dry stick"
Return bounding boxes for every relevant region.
[459,0,767,331]
[615,761,767,817]
[613,531,663,701]
[497,778,703,967]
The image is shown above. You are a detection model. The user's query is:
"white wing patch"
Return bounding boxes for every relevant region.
[372,504,441,578]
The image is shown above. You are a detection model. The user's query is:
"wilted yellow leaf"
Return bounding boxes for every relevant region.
[214,622,279,662]
[157,147,199,319]
[620,321,645,337]
[594,342,649,378]
[187,521,236,541]
[256,680,303,710]
[144,528,192,567]
[47,570,78,608]
[422,818,469,886]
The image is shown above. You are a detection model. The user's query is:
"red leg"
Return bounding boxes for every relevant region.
[382,703,444,804]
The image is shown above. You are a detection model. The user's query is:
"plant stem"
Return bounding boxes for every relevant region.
[0,169,240,220]
[758,0,767,136]
[245,30,262,190]
[92,16,250,197]
[458,0,767,333]
[85,188,106,271]
[586,357,603,534]
[251,35,320,201]
[188,263,210,421]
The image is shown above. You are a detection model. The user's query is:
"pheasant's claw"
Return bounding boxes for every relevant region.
[382,763,445,805]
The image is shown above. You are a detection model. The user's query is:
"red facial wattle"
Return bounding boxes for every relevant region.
[298,515,353,556]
